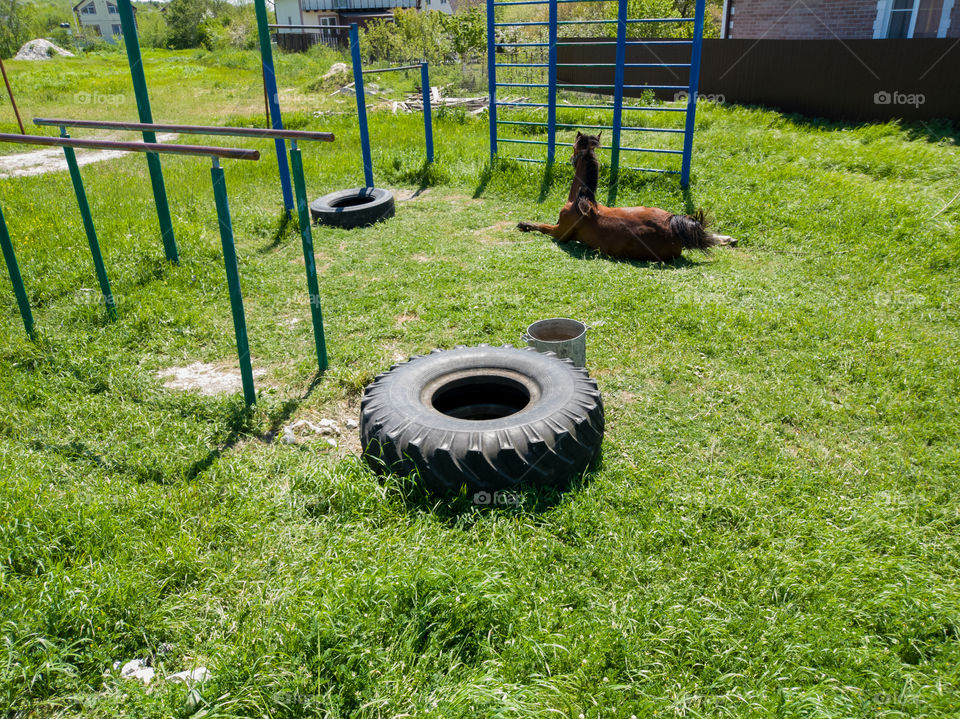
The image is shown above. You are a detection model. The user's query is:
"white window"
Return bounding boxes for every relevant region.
[112,23,121,35]
[875,0,955,38]
[81,2,96,14]
[107,2,118,14]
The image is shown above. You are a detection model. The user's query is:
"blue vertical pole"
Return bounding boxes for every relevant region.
[608,0,627,205]
[486,0,497,160]
[547,0,557,165]
[0,204,34,336]
[421,62,434,163]
[253,0,295,214]
[349,24,374,188]
[681,0,706,189]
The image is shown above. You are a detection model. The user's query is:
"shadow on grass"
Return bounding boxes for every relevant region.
[185,370,326,481]
[553,238,705,268]
[537,163,556,204]
[472,161,494,199]
[258,209,296,254]
[372,453,604,527]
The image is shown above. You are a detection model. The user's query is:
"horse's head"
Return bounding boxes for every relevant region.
[571,131,602,167]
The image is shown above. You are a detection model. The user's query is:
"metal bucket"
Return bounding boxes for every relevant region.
[524,318,587,367]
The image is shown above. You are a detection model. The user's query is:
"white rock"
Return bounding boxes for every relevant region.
[325,438,338,448]
[281,428,297,445]
[118,659,155,685]
[345,419,358,430]
[14,39,74,61]
[321,62,348,80]
[167,667,211,685]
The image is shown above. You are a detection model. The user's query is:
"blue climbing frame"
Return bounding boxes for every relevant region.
[485,0,706,190]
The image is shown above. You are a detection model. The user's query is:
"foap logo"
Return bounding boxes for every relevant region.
[874,90,925,108]
[473,490,522,506]
[75,91,126,106]
[674,91,725,104]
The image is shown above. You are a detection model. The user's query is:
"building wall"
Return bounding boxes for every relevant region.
[726,0,958,39]
[274,0,304,30]
[421,0,455,14]
[75,0,125,38]
[726,0,878,39]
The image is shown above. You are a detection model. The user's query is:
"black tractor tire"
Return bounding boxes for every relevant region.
[310,187,394,229]
[360,345,604,494]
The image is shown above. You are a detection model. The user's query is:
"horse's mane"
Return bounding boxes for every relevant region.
[577,144,600,205]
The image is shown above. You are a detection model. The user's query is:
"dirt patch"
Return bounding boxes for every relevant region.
[394,188,431,202]
[474,220,520,245]
[157,362,266,397]
[396,312,418,325]
[411,254,433,263]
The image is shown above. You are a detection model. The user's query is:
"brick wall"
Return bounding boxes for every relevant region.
[727,0,880,39]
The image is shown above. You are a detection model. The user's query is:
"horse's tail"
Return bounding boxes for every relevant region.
[576,188,598,216]
[669,208,716,251]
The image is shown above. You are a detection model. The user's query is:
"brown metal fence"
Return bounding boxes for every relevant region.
[556,39,960,121]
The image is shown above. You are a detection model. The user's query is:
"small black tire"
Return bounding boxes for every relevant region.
[360,345,604,494]
[310,187,395,229]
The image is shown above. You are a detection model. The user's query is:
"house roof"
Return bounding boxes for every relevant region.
[72,0,133,11]
[300,0,415,11]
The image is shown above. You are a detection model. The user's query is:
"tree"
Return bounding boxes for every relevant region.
[165,0,211,49]
[0,0,27,58]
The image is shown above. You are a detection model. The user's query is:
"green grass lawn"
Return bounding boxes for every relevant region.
[1,50,959,717]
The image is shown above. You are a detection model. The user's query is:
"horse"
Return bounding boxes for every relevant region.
[517,132,735,262]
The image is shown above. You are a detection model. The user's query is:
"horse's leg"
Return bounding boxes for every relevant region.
[517,220,562,237]
[708,233,738,246]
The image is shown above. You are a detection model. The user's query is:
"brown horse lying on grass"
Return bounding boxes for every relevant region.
[517,132,735,262]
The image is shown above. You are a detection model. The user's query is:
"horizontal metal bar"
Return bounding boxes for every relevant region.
[556,63,691,68]
[0,132,260,160]
[556,40,693,46]
[499,121,684,135]
[559,83,688,90]
[622,126,685,133]
[498,120,551,127]
[498,101,687,113]
[495,0,615,4]
[626,167,681,174]
[362,64,420,74]
[508,157,545,163]
[554,103,686,112]
[495,42,550,47]
[498,138,550,145]
[494,20,549,26]
[34,118,334,142]
[620,147,683,154]
[556,17,693,24]
[498,102,550,108]
[496,83,549,88]
[268,23,354,29]
[495,63,550,68]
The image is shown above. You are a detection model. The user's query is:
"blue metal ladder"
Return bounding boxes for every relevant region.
[485,0,706,193]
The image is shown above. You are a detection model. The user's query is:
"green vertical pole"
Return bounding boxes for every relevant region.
[253,0,295,213]
[288,142,328,374]
[0,204,34,336]
[117,0,178,264]
[60,127,117,321]
[210,159,256,407]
